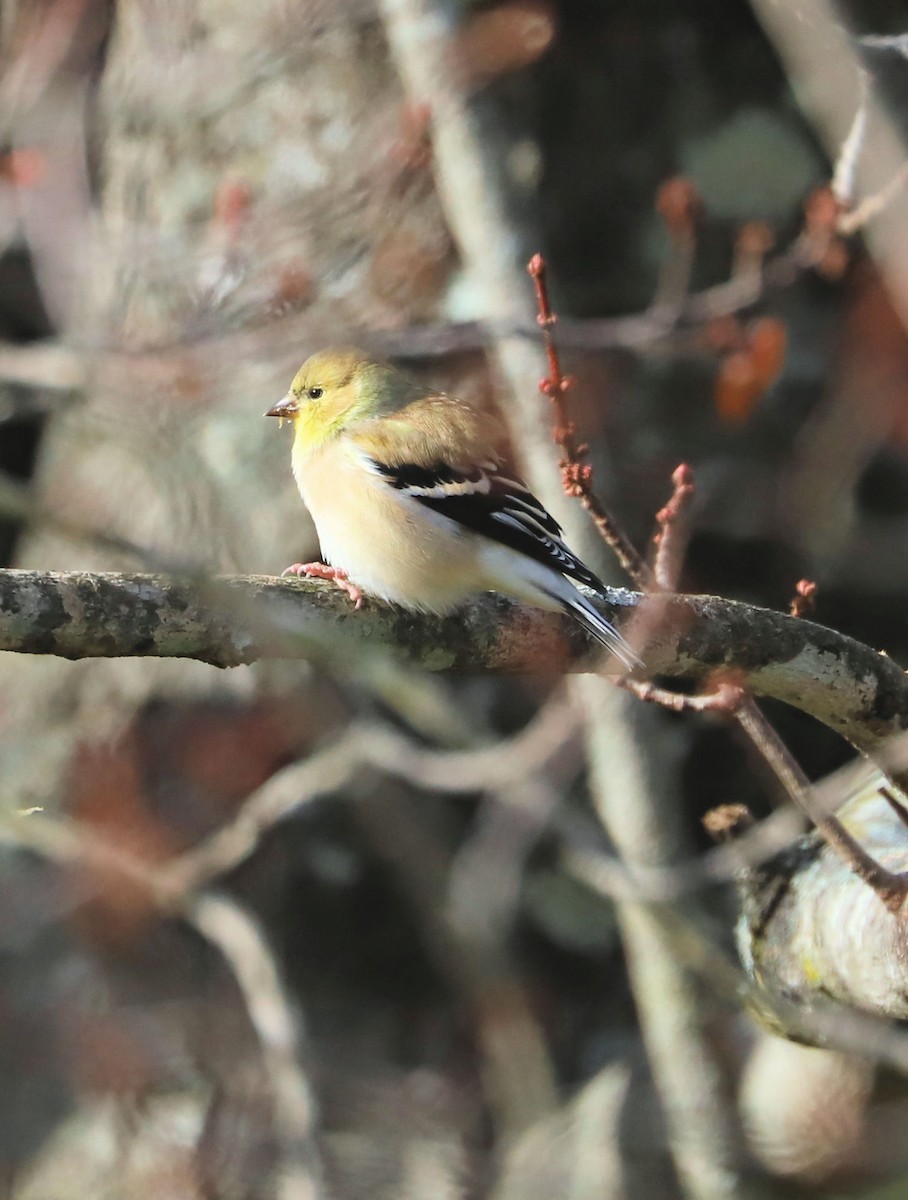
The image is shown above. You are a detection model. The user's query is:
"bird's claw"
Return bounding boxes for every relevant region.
[280,562,365,610]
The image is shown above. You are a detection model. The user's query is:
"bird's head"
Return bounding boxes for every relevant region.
[266,347,417,450]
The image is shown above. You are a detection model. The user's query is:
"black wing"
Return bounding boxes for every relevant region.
[371,458,606,593]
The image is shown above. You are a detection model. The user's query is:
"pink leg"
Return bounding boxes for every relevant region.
[281,561,364,609]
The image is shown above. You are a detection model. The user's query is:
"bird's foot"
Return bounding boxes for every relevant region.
[281,561,365,609]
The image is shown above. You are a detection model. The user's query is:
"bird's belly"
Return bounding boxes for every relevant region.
[299,460,480,611]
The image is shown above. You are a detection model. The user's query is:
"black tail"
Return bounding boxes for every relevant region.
[556,588,641,670]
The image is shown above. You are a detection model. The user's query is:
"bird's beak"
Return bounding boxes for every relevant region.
[265,393,298,420]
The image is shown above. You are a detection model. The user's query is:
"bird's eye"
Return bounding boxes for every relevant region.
[308,386,323,400]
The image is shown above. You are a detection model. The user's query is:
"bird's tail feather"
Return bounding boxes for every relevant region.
[553,587,641,670]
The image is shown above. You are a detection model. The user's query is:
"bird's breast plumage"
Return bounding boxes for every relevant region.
[291,436,486,610]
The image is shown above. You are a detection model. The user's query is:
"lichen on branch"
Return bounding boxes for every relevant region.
[1,569,905,759]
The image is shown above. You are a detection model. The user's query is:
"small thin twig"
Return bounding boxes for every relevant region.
[731,221,775,286]
[837,159,908,236]
[188,895,325,1200]
[735,696,908,914]
[0,173,855,393]
[620,675,741,715]
[161,734,364,895]
[651,177,701,317]
[164,694,578,896]
[620,664,748,717]
[528,257,698,595]
[652,463,696,591]
[0,811,326,1198]
[832,68,869,207]
[879,785,908,833]
[527,253,653,589]
[622,667,908,914]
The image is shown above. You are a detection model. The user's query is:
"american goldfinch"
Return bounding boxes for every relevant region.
[266,348,640,669]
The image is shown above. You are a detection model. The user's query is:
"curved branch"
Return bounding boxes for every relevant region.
[1,568,905,753]
[731,787,908,1023]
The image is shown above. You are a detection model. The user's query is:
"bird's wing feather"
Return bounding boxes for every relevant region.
[366,456,606,593]
[350,395,607,592]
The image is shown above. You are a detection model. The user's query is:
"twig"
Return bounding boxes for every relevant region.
[621,673,742,715]
[0,339,86,391]
[3,703,856,924]
[735,697,908,914]
[4,570,908,763]
[731,221,774,287]
[623,664,908,913]
[592,735,908,907]
[162,734,364,894]
[837,160,908,236]
[651,177,701,317]
[578,679,755,1200]
[164,693,578,895]
[188,894,325,1200]
[879,785,908,832]
[571,838,908,1072]
[750,0,908,333]
[652,464,697,591]
[0,811,326,1198]
[527,253,652,588]
[619,653,908,915]
[832,68,869,207]
[0,181,854,396]
[528,258,696,595]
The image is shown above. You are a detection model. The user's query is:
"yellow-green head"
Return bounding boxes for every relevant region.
[265,347,421,453]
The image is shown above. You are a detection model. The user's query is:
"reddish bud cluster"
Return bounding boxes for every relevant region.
[527,252,652,587]
[655,463,695,527]
[651,462,696,589]
[539,375,573,397]
[561,461,592,496]
[714,316,788,424]
[790,578,818,618]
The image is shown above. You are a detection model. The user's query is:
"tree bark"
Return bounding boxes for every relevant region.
[1,568,905,754]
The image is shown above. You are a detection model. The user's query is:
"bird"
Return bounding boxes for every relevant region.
[265,347,640,669]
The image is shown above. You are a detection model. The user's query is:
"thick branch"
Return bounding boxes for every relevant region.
[1,569,905,753]
[734,787,908,1022]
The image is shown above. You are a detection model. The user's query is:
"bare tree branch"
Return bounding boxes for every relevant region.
[1,568,904,756]
[188,894,325,1200]
[0,810,326,1200]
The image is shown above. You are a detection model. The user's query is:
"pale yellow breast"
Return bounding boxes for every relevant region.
[291,437,484,610]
